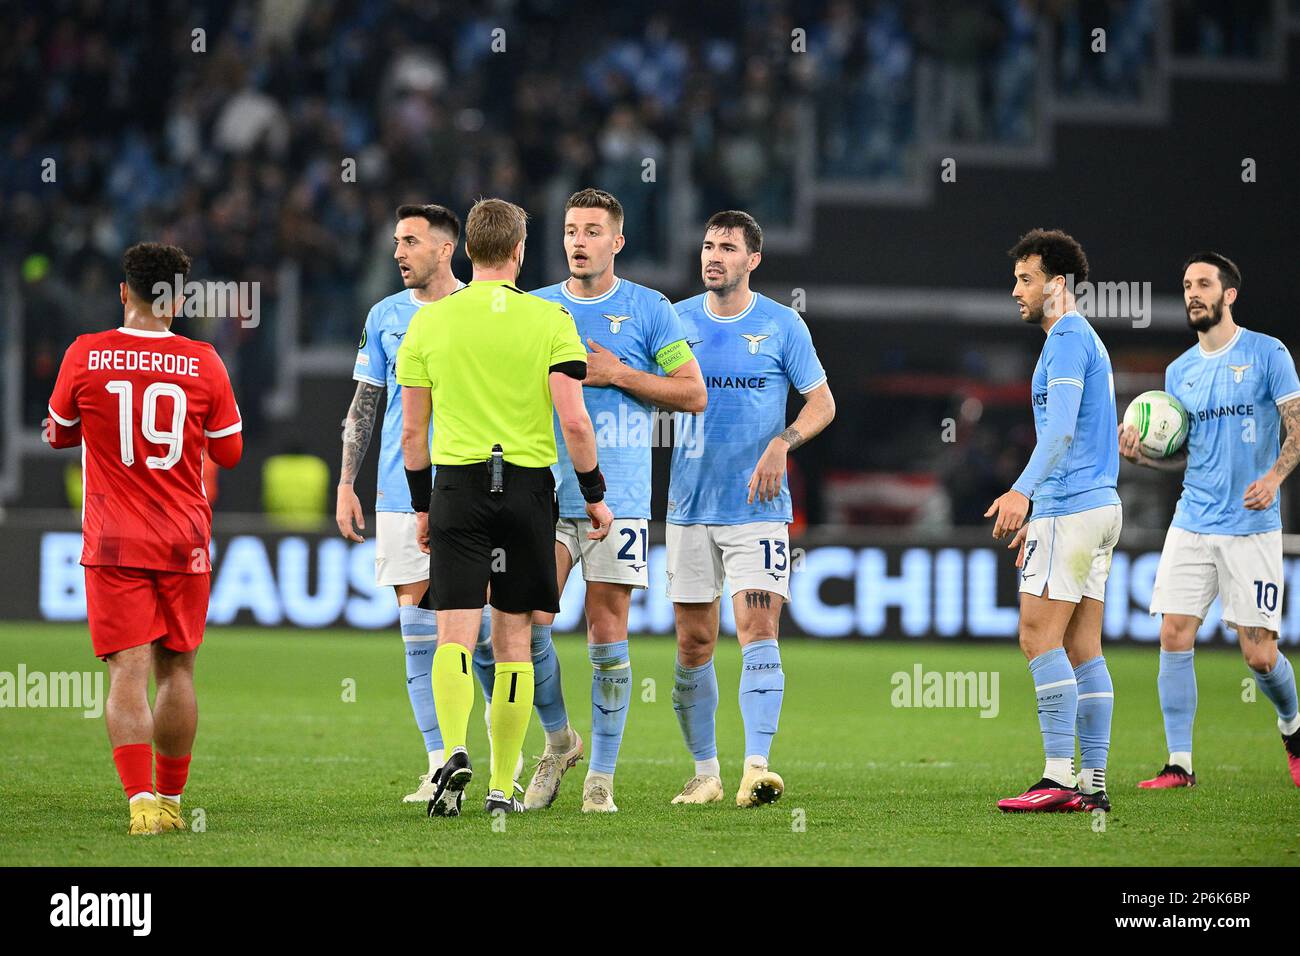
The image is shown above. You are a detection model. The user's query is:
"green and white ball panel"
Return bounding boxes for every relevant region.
[1122,389,1188,458]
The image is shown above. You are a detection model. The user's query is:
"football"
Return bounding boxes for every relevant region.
[1123,390,1189,459]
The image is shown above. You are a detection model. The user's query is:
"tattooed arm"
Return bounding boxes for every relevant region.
[336,381,383,541]
[747,382,837,504]
[777,383,836,450]
[1274,398,1300,480]
[1244,397,1300,510]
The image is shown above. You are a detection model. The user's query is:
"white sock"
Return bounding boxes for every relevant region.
[545,724,572,751]
[128,791,154,803]
[743,754,768,772]
[1043,757,1075,787]
[1280,713,1300,737]
[427,748,445,775]
[695,757,721,778]
[1169,751,1193,773]
[1078,768,1105,794]
[157,793,181,805]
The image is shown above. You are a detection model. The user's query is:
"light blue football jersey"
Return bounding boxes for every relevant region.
[1166,326,1300,535]
[352,285,460,512]
[531,276,690,519]
[1018,311,1121,518]
[667,291,827,526]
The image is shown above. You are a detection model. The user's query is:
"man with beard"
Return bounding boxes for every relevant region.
[987,229,1121,814]
[335,204,497,805]
[665,210,835,808]
[1121,252,1300,789]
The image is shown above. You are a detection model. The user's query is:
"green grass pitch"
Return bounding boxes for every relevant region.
[1,623,1295,866]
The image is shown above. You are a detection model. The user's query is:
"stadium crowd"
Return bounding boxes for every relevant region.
[2,0,1282,468]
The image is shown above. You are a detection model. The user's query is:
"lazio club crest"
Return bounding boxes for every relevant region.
[742,333,770,355]
[1229,364,1251,384]
[603,314,630,334]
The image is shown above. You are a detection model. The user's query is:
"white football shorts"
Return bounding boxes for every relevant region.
[1150,526,1284,632]
[1018,503,1123,604]
[665,521,791,603]
[556,517,649,589]
[374,511,429,588]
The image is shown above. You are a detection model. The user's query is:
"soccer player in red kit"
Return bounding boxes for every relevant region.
[45,243,243,835]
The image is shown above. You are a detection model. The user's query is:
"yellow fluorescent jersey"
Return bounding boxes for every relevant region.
[395,280,587,468]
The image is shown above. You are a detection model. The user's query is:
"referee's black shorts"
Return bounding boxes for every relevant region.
[428,461,560,614]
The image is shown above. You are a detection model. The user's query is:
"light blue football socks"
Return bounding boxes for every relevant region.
[398,605,442,757]
[1157,648,1197,767]
[1029,647,1078,783]
[1074,655,1113,792]
[531,624,569,734]
[738,639,784,762]
[588,640,631,775]
[673,658,719,774]
[1256,650,1300,730]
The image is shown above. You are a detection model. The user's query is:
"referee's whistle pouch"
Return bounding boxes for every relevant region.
[489,444,505,494]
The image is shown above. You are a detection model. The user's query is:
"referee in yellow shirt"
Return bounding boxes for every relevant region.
[397,198,613,816]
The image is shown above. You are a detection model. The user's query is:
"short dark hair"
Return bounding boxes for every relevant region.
[122,242,191,301]
[565,188,624,231]
[1182,251,1241,292]
[396,203,461,242]
[1007,228,1089,286]
[705,210,763,254]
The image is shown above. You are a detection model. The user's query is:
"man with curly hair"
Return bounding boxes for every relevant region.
[46,242,244,834]
[988,229,1121,814]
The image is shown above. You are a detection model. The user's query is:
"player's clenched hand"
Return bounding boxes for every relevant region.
[585,500,614,540]
[1009,525,1029,568]
[985,489,1030,540]
[1117,424,1145,464]
[336,484,365,542]
[416,511,430,554]
[583,339,626,388]
[747,438,788,505]
[1244,472,1281,510]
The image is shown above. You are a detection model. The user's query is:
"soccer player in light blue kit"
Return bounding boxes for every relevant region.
[335,204,493,804]
[987,229,1121,813]
[518,188,706,813]
[666,210,836,807]
[1122,252,1300,790]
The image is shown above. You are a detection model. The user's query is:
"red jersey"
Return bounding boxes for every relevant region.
[47,327,242,573]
